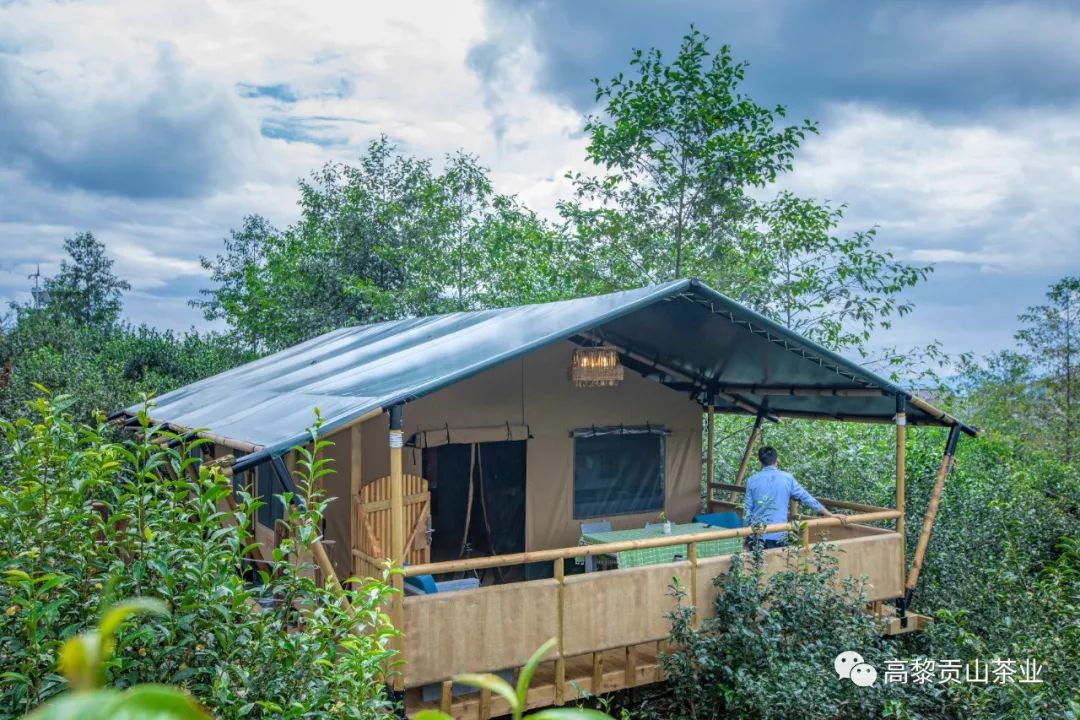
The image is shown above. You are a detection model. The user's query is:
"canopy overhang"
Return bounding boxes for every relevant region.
[118,278,975,458]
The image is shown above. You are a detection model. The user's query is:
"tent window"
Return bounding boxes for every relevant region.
[573,427,666,518]
[233,456,284,528]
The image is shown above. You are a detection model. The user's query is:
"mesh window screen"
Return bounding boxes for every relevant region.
[573,426,666,518]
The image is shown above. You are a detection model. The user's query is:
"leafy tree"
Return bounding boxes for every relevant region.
[195,138,576,351]
[735,193,931,350]
[562,29,930,356]
[1015,276,1079,465]
[192,215,278,355]
[561,27,813,286]
[43,232,131,328]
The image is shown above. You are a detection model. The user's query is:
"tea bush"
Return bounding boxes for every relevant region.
[0,394,396,719]
[658,539,946,720]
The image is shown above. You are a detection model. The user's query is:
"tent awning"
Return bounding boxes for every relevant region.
[120,278,975,456]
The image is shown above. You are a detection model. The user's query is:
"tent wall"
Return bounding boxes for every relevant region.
[319,429,354,577]
[357,341,703,553]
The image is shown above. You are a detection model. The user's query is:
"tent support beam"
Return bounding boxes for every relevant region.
[705,401,715,509]
[714,385,886,397]
[570,333,779,422]
[388,404,406,694]
[733,408,767,488]
[899,424,961,622]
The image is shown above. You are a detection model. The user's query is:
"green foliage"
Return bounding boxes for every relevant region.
[1014,276,1079,465]
[21,597,210,720]
[194,138,579,353]
[1,235,246,425]
[41,232,131,328]
[560,28,929,353]
[414,639,613,720]
[0,395,396,719]
[658,542,942,720]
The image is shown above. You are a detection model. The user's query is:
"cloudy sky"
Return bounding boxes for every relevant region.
[2,0,1078,362]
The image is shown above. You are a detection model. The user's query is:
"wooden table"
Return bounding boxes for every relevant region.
[579,522,743,568]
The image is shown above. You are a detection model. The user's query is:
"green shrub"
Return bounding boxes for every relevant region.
[0,393,396,719]
[659,540,945,720]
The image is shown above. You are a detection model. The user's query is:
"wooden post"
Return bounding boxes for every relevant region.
[554,558,566,706]
[624,645,636,686]
[439,681,452,714]
[904,425,961,607]
[350,423,363,581]
[733,410,766,488]
[388,405,406,694]
[592,652,603,694]
[895,396,907,588]
[705,404,715,506]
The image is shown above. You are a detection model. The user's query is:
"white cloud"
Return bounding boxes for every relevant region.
[0,0,587,328]
[782,102,1080,274]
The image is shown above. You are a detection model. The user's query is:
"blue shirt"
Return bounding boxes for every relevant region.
[743,466,825,541]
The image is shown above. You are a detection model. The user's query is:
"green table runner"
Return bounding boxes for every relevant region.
[579,522,743,568]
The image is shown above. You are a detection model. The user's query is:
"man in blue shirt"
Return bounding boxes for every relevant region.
[743,445,846,548]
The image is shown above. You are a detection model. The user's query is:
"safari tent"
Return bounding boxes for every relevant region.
[115,278,976,719]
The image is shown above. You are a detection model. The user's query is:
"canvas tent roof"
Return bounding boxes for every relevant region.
[121,278,974,457]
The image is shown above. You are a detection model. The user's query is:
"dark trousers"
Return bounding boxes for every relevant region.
[745,537,787,551]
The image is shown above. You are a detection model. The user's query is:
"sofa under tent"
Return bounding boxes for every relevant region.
[115,277,977,719]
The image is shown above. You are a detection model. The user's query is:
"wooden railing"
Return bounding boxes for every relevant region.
[707,481,894,515]
[403,509,898,578]
[399,508,901,711]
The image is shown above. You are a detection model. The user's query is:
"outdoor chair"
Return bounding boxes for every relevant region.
[694,511,743,529]
[580,520,613,572]
[403,574,481,596]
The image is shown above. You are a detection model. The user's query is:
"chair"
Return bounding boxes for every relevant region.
[580,521,612,572]
[694,511,742,529]
[404,574,481,596]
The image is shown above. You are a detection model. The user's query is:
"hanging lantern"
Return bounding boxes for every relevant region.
[569,345,624,387]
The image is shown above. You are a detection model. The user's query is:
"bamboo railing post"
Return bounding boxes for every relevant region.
[388,405,406,695]
[903,424,961,613]
[895,396,907,588]
[554,558,566,706]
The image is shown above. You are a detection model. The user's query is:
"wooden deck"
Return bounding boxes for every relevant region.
[400,524,905,719]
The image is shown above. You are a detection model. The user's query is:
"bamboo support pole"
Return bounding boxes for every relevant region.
[388,405,406,693]
[733,412,766,488]
[554,558,566,706]
[905,426,961,602]
[404,510,900,577]
[705,405,715,506]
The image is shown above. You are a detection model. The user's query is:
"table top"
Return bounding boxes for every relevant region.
[580,522,715,544]
[579,522,743,568]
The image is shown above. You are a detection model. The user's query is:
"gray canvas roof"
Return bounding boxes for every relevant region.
[124,278,973,456]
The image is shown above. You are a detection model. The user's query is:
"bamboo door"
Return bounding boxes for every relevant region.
[353,474,430,579]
